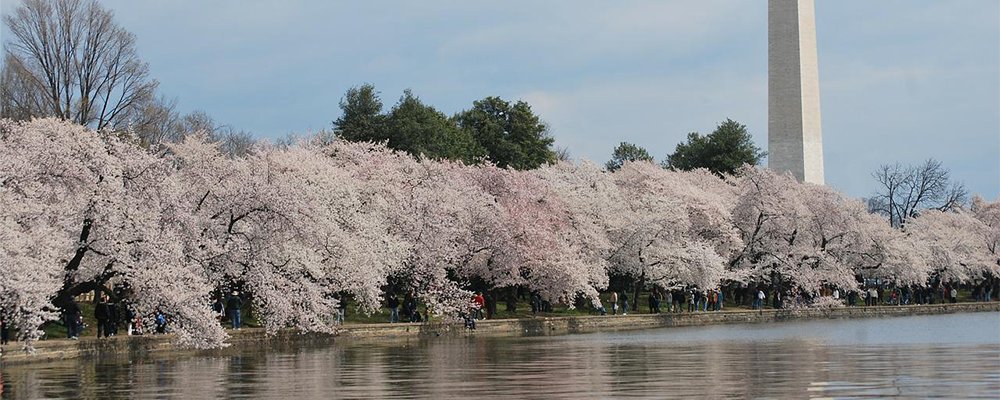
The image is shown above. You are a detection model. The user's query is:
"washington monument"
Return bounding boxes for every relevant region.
[768,0,825,184]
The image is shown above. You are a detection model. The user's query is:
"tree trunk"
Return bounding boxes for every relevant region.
[633,272,645,312]
[505,287,517,312]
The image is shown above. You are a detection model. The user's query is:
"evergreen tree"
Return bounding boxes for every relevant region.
[333,84,386,142]
[455,96,555,170]
[384,90,483,163]
[605,142,654,171]
[664,119,765,175]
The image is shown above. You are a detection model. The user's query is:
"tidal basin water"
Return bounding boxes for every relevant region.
[3,312,999,399]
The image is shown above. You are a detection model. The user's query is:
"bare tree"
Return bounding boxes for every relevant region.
[870,158,967,227]
[554,145,572,162]
[180,110,217,134]
[214,129,255,157]
[125,95,184,147]
[1,54,46,120]
[173,109,255,157]
[310,129,338,147]
[2,0,156,130]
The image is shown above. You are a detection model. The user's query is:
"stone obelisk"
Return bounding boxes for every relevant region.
[768,0,824,184]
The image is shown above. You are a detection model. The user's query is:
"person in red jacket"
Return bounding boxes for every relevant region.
[473,292,486,320]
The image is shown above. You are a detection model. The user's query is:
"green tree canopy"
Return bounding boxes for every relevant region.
[334,87,554,169]
[455,96,555,170]
[333,84,386,142]
[663,118,765,175]
[384,90,483,163]
[605,142,654,171]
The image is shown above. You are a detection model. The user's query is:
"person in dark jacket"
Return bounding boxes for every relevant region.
[95,295,112,338]
[64,299,82,339]
[405,295,421,322]
[212,296,225,322]
[648,292,656,314]
[108,301,119,336]
[387,293,399,323]
[620,292,629,315]
[1,308,10,345]
[227,291,243,329]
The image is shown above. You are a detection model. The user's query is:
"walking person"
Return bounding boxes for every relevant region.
[108,300,119,336]
[950,286,958,303]
[64,299,81,339]
[403,294,417,322]
[339,294,349,323]
[620,292,629,315]
[155,309,168,334]
[408,300,423,323]
[387,292,400,323]
[473,292,486,320]
[227,291,243,330]
[754,289,765,310]
[688,289,696,312]
[212,296,225,323]
[610,292,619,315]
[0,310,9,345]
[333,294,345,325]
[124,303,136,335]
[131,306,144,336]
[95,294,111,338]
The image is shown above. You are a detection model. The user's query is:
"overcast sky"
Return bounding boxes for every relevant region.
[3,0,998,199]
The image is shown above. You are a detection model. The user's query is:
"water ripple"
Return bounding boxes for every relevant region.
[3,312,999,399]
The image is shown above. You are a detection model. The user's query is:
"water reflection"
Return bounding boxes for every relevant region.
[4,313,999,399]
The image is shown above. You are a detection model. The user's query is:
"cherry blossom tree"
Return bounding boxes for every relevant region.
[0,120,65,343]
[321,140,499,317]
[169,136,410,334]
[730,167,926,297]
[1,118,222,347]
[462,164,605,306]
[970,196,1000,267]
[4,117,996,347]
[534,161,621,299]
[607,162,738,298]
[906,208,998,284]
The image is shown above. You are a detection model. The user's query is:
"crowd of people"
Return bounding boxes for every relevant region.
[41,291,247,342]
[597,288,727,315]
[59,294,175,340]
[0,279,996,345]
[379,292,424,325]
[450,280,999,323]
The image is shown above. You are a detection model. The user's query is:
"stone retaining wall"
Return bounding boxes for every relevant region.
[3,302,998,365]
